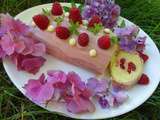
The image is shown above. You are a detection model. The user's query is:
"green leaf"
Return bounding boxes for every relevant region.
[71,0,76,7]
[78,4,84,12]
[110,32,118,44]
[63,6,70,12]
[69,21,80,35]
[119,19,126,28]
[54,16,64,26]
[88,23,103,34]
[42,8,50,16]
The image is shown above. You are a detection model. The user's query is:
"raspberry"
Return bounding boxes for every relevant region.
[120,64,125,69]
[55,26,70,40]
[128,62,136,71]
[33,14,49,30]
[138,51,149,63]
[88,15,101,28]
[120,58,126,69]
[69,7,82,24]
[127,67,132,74]
[78,33,89,47]
[51,2,63,16]
[127,62,136,73]
[138,74,149,85]
[98,35,110,49]
[120,58,126,65]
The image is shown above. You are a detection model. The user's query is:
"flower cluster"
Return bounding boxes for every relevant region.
[0,14,46,74]
[24,70,128,114]
[82,0,120,29]
[114,25,146,52]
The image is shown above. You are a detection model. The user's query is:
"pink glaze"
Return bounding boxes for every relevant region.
[32,19,117,74]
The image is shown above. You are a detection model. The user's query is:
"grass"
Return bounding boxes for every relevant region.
[0,0,160,120]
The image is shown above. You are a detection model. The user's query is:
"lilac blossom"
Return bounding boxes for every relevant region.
[82,0,120,28]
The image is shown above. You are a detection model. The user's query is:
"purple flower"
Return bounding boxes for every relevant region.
[114,26,146,52]
[82,0,120,28]
[87,77,109,96]
[99,96,109,108]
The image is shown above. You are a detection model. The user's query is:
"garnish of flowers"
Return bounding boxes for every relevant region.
[114,25,146,52]
[24,70,128,114]
[0,14,46,74]
[82,0,120,29]
[69,21,80,35]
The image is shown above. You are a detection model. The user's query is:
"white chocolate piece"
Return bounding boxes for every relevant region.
[89,49,97,57]
[46,25,54,32]
[69,38,76,46]
[64,12,69,17]
[104,28,111,33]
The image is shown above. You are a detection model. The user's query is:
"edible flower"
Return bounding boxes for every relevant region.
[24,70,128,113]
[0,14,46,74]
[82,0,120,29]
[114,25,146,52]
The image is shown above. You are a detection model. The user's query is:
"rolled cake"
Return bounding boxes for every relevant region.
[32,23,117,74]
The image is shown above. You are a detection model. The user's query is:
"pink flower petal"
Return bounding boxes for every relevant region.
[0,34,14,55]
[25,74,45,100]
[21,56,46,74]
[47,70,67,84]
[36,82,54,104]
[66,96,95,114]
[112,91,128,104]
[67,72,86,91]
[0,46,6,58]
[14,41,25,53]
[11,54,46,74]
[87,78,109,96]
[25,74,54,103]
[32,43,46,56]
[0,14,46,74]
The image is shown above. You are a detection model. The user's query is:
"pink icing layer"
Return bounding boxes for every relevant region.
[32,21,117,74]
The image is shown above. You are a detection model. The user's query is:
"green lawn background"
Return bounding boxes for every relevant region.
[0,0,160,120]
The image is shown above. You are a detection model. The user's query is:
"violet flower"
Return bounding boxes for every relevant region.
[82,0,120,29]
[114,25,146,52]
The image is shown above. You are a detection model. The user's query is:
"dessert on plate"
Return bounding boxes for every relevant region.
[0,0,150,114]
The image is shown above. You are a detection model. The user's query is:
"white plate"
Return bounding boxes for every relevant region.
[3,3,160,120]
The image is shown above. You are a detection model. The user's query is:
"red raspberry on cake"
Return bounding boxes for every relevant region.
[51,2,63,16]
[78,33,89,47]
[69,7,82,24]
[33,14,49,30]
[98,35,111,49]
[88,15,101,28]
[55,26,70,40]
